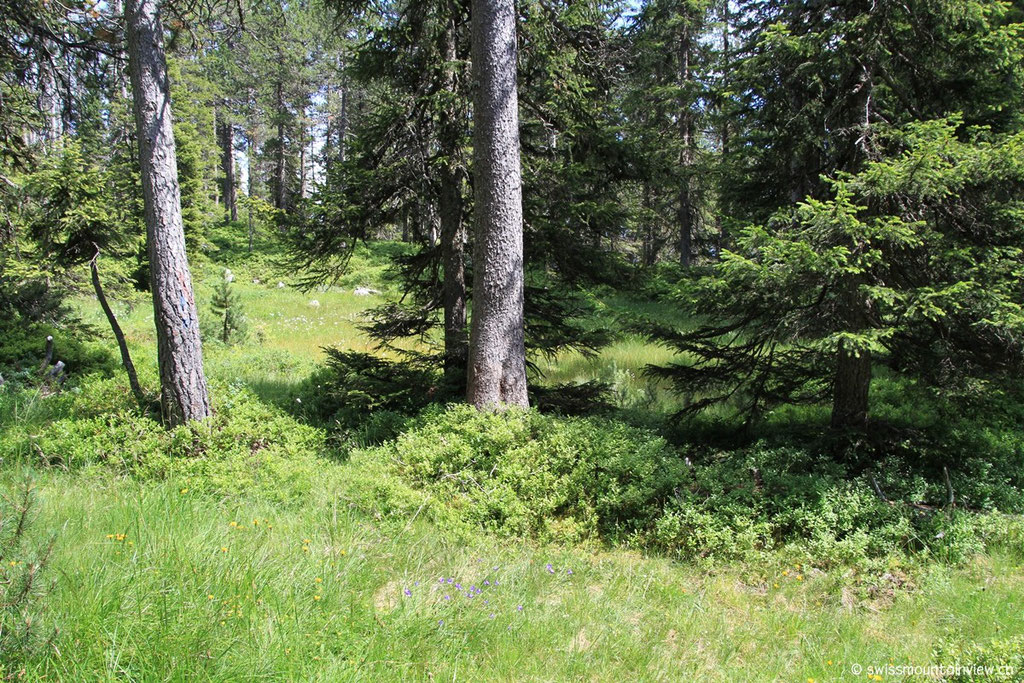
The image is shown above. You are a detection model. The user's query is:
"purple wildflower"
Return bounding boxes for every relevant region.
[494,580,499,586]
[483,580,490,586]
[566,569,573,576]
[438,619,444,626]
[403,587,412,597]
[455,583,462,590]
[444,594,451,601]
[517,605,523,612]
[489,613,496,619]
[546,563,555,574]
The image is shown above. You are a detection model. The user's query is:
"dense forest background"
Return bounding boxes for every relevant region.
[1,0,1024,678]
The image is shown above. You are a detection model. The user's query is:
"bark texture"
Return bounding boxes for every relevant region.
[125,0,211,425]
[217,115,238,221]
[831,342,870,429]
[273,70,287,211]
[467,0,528,409]
[676,14,694,268]
[440,16,468,388]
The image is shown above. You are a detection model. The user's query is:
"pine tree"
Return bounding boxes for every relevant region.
[125,0,211,425]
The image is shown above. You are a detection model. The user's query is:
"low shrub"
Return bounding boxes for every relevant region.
[929,635,1024,682]
[1,378,328,503]
[350,404,685,544]
[0,322,111,383]
[353,407,1024,569]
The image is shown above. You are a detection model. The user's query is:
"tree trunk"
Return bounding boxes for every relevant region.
[109,0,129,99]
[299,124,307,199]
[217,115,238,222]
[91,248,146,409]
[831,342,870,429]
[439,16,468,389]
[38,50,62,145]
[676,15,694,268]
[467,0,528,409]
[338,69,349,167]
[125,0,211,426]
[274,73,287,211]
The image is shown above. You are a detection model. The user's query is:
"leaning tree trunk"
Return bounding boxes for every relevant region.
[125,0,211,425]
[439,15,468,390]
[466,0,528,410]
[91,248,146,409]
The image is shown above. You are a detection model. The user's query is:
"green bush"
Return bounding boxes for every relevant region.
[352,409,1022,569]
[300,350,448,432]
[0,321,111,381]
[351,404,686,544]
[1,378,328,503]
[929,635,1024,682]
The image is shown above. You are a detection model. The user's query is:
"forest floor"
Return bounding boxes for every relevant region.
[1,235,1022,681]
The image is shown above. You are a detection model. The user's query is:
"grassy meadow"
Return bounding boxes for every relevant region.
[1,234,1022,681]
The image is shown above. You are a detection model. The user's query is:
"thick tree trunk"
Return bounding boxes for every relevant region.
[831,281,872,429]
[467,0,528,409]
[831,342,870,429]
[439,17,468,389]
[125,0,211,426]
[217,116,237,222]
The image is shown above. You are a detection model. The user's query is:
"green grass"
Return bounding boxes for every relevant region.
[4,238,1023,680]
[10,469,1023,680]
